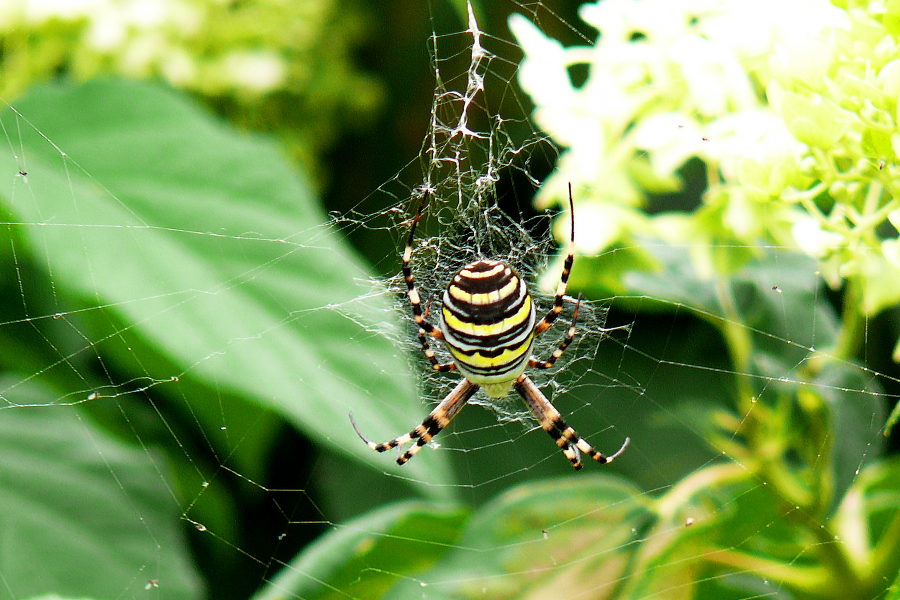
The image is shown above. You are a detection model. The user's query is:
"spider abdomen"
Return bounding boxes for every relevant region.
[440,259,536,398]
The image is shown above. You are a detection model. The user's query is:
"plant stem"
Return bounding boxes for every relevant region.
[832,279,866,361]
[864,504,900,597]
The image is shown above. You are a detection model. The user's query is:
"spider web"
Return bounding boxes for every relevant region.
[338,4,628,437]
[0,1,897,600]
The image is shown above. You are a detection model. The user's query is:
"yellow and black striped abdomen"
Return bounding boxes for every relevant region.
[440,259,536,398]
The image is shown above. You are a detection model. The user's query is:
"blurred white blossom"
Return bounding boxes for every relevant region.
[512,0,900,323]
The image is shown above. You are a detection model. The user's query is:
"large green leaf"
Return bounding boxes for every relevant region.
[831,456,900,599]
[260,474,649,600]
[0,80,452,490]
[253,501,468,600]
[385,475,651,599]
[0,380,202,600]
[270,456,900,599]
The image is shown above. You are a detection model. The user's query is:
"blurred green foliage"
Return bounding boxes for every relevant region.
[0,0,382,176]
[1,1,900,600]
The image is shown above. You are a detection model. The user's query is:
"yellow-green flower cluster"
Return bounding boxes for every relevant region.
[769,1,900,317]
[512,0,900,323]
[0,0,382,171]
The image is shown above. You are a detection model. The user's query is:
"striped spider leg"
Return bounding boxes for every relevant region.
[351,378,478,465]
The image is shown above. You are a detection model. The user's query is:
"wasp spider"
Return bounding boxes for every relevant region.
[350,184,629,469]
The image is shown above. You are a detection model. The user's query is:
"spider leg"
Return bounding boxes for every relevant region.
[530,293,581,370]
[419,298,455,371]
[535,183,575,336]
[350,379,479,465]
[514,374,629,469]
[403,190,444,343]
[419,327,457,372]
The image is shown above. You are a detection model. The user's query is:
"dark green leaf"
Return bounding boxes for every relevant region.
[831,456,900,598]
[815,361,886,508]
[0,80,452,491]
[886,399,900,437]
[260,476,649,600]
[253,501,468,600]
[384,475,651,599]
[0,380,202,600]
[614,244,837,348]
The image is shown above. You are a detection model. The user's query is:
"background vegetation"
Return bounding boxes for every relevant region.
[1,1,900,599]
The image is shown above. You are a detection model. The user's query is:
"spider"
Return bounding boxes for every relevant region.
[350,184,629,469]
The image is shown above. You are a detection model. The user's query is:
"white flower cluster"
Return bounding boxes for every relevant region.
[510,0,849,272]
[1,0,288,95]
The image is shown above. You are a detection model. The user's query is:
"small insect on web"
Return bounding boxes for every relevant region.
[349,183,629,469]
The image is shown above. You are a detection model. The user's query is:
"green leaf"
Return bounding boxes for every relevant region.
[780,92,850,149]
[628,154,684,194]
[384,475,652,599]
[885,0,900,37]
[831,456,900,598]
[0,80,452,491]
[22,596,101,600]
[886,568,900,600]
[559,244,661,299]
[861,127,895,159]
[858,251,900,316]
[255,477,652,600]
[0,380,202,600]
[577,243,886,505]
[885,398,900,437]
[253,501,468,600]
[736,157,773,202]
[631,467,781,598]
[613,243,835,350]
[814,361,885,501]
[878,59,900,99]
